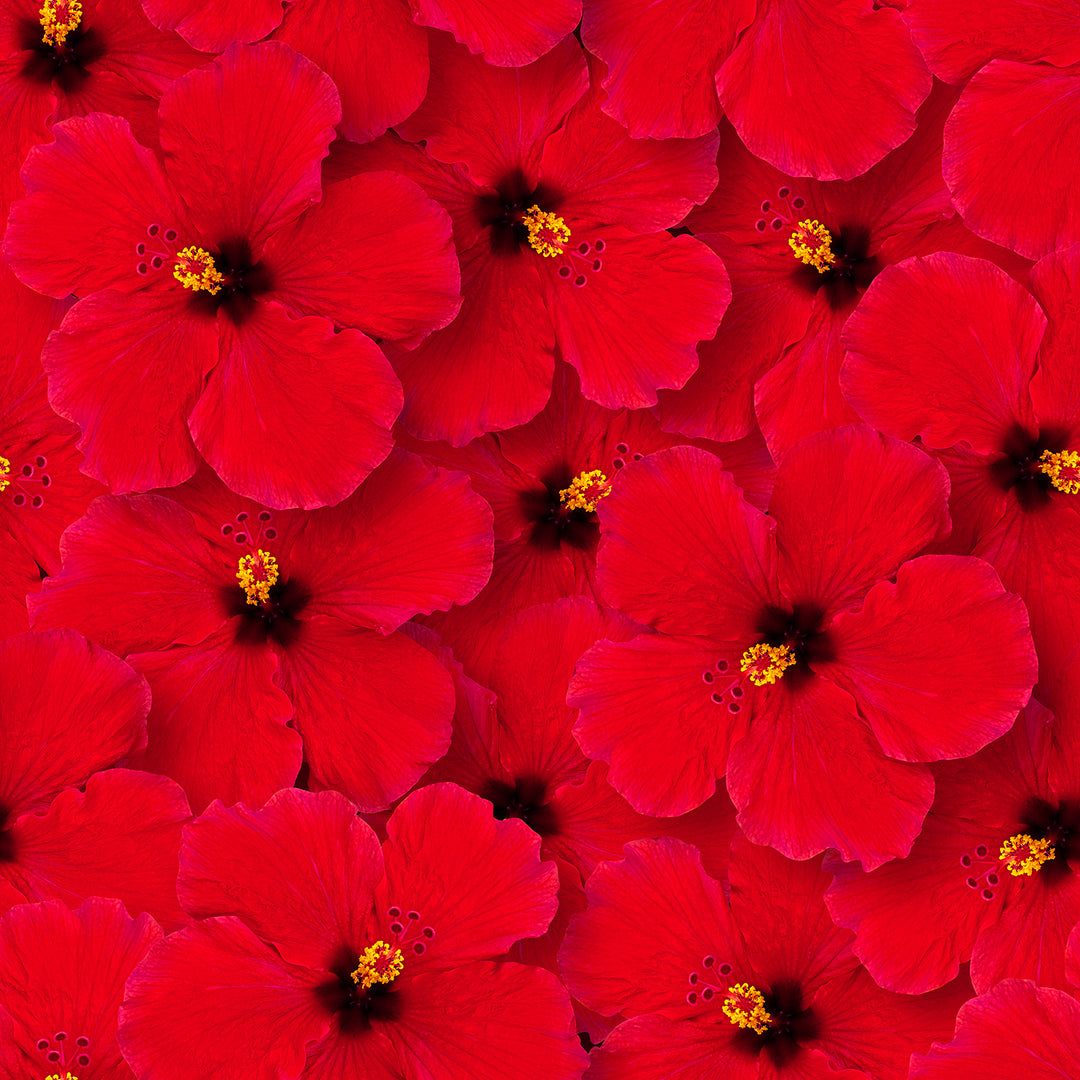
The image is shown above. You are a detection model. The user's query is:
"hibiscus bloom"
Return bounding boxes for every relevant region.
[402,364,773,682]
[580,0,931,179]
[656,85,1032,457]
[841,246,1080,686]
[0,629,189,927]
[0,259,98,635]
[909,980,1080,1079]
[5,42,460,508]
[119,784,588,1080]
[337,34,728,444]
[826,699,1080,995]
[0,897,161,1080]
[28,451,493,814]
[560,834,970,1080]
[569,426,1036,867]
[0,0,204,233]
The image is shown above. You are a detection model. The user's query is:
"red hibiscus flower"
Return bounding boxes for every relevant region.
[0,897,162,1080]
[338,35,728,444]
[119,784,588,1080]
[842,246,1080,687]
[656,85,1032,456]
[909,979,1080,1080]
[5,41,461,508]
[826,699,1080,996]
[560,833,969,1080]
[28,451,493,814]
[581,0,930,179]
[0,629,189,928]
[401,365,774,682]
[569,426,1036,867]
[0,0,205,233]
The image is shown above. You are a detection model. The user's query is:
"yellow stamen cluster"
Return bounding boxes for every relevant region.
[40,0,81,46]
[350,940,405,990]
[1038,449,1080,494]
[236,550,279,606]
[739,642,796,687]
[45,1073,80,1080]
[523,205,570,257]
[999,833,1056,877]
[723,983,772,1034]
[173,246,224,295]
[559,469,612,513]
[789,219,836,273]
[0,455,10,493]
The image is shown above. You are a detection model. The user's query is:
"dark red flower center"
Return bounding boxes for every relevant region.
[991,427,1079,508]
[18,2,103,87]
[486,776,558,836]
[520,465,607,553]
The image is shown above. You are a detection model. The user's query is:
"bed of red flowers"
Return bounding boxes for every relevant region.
[2,1,1080,1077]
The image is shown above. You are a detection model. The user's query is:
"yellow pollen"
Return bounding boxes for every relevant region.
[723,983,773,1035]
[523,205,570,258]
[1037,449,1080,494]
[39,0,81,46]
[999,833,1056,877]
[236,549,279,606]
[173,246,224,295]
[789,219,836,273]
[559,469,612,513]
[350,940,405,990]
[739,642,796,687]
[0,455,10,493]
[45,1073,80,1080]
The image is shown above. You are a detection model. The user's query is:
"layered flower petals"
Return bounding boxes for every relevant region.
[140,0,286,51]
[841,253,1045,452]
[727,673,936,868]
[187,304,402,509]
[43,288,213,493]
[944,61,1080,260]
[263,171,460,342]
[716,0,931,180]
[819,555,1035,762]
[158,43,339,252]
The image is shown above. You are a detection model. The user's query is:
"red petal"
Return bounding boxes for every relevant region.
[540,229,729,409]
[126,623,300,814]
[1029,245,1080,432]
[559,837,741,1019]
[389,242,554,444]
[298,449,494,633]
[944,61,1080,260]
[910,980,1080,1079]
[273,0,427,142]
[382,962,587,1080]
[580,0,754,139]
[44,289,213,493]
[841,253,1044,452]
[379,784,559,972]
[278,618,453,812]
[6,114,183,298]
[141,0,285,55]
[569,634,747,817]
[396,34,588,190]
[179,789,382,971]
[727,674,935,868]
[0,629,148,815]
[540,56,720,232]
[28,494,231,656]
[263,171,460,341]
[188,304,401,510]
[0,898,161,1070]
[717,0,931,180]
[159,43,339,252]
[770,426,951,617]
[594,446,779,638]
[4,769,189,930]
[118,917,332,1080]
[407,0,581,67]
[821,555,1036,762]
[903,0,1080,83]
